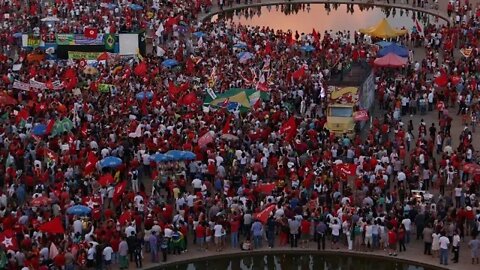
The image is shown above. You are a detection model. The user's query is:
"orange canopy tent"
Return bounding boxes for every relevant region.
[359,18,407,38]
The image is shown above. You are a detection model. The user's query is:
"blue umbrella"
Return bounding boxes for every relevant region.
[162,59,179,68]
[149,153,170,163]
[135,91,154,100]
[165,150,184,161]
[193,32,205,38]
[100,156,122,168]
[375,41,392,48]
[67,205,91,216]
[32,124,47,136]
[233,42,248,49]
[181,151,196,160]
[378,43,409,58]
[129,4,143,11]
[300,45,315,52]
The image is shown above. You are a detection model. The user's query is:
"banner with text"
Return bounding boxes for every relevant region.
[68,51,103,60]
[56,34,104,46]
[13,80,64,91]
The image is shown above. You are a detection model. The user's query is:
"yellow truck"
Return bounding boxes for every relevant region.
[325,86,359,137]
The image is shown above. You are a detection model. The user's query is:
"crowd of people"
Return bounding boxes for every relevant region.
[0,0,479,269]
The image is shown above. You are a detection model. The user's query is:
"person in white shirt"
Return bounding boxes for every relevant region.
[439,233,450,265]
[192,178,202,193]
[73,218,83,235]
[213,223,224,251]
[329,219,341,249]
[87,243,96,268]
[401,217,412,243]
[103,244,114,269]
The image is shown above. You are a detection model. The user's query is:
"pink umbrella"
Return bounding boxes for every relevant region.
[198,131,214,148]
[353,110,369,121]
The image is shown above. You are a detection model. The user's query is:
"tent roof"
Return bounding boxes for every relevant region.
[359,19,407,38]
[374,53,408,68]
[378,43,409,58]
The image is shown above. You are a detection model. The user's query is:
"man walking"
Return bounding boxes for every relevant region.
[439,232,450,265]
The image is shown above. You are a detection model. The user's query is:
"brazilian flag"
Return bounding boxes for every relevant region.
[104,34,115,50]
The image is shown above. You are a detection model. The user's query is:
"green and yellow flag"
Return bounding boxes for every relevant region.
[104,34,115,50]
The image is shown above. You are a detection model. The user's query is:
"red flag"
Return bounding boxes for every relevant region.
[46,119,55,134]
[0,230,18,251]
[279,116,297,135]
[62,68,78,90]
[134,62,147,77]
[38,217,64,234]
[82,195,102,208]
[279,116,297,142]
[113,181,127,205]
[168,81,181,99]
[98,173,114,187]
[292,66,306,80]
[222,115,233,134]
[334,163,357,180]
[434,70,448,87]
[16,108,29,123]
[84,27,98,39]
[180,92,198,106]
[254,204,276,224]
[414,18,423,33]
[35,102,47,113]
[84,152,98,175]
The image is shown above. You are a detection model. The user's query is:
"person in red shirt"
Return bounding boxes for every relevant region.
[195,222,206,251]
[300,219,311,248]
[388,228,398,256]
[230,218,240,248]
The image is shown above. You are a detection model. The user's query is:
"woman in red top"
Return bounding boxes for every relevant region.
[388,229,398,256]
